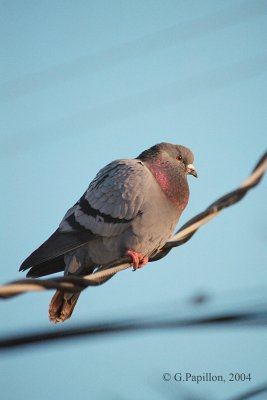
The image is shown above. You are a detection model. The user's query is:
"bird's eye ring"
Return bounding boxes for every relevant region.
[176,155,183,161]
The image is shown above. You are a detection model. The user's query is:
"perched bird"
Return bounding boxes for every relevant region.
[20,143,197,323]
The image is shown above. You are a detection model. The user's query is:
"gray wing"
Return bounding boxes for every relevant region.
[20,159,150,275]
[60,159,148,237]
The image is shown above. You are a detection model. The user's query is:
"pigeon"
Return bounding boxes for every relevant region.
[20,143,197,323]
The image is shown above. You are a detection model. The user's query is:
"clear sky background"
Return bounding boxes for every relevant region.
[0,0,266,399]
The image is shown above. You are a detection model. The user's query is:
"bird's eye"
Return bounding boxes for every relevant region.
[176,155,183,162]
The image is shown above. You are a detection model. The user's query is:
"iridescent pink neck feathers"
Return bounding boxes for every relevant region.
[146,159,189,211]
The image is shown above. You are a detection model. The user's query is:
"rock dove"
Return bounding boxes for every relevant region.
[20,143,197,322]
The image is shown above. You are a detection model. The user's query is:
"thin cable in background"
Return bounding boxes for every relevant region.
[0,286,267,350]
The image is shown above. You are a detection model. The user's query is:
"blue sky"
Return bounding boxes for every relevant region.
[0,1,266,399]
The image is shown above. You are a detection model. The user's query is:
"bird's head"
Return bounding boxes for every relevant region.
[138,142,197,178]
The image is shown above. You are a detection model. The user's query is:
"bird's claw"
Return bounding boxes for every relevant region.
[127,250,149,271]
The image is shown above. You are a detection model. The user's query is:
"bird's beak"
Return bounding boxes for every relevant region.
[187,164,198,178]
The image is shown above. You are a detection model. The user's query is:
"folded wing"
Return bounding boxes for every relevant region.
[20,159,150,277]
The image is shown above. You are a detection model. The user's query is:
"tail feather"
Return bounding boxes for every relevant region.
[26,256,65,278]
[49,290,81,323]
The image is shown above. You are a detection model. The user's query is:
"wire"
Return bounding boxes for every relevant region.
[228,383,267,400]
[0,152,266,298]
[0,296,266,350]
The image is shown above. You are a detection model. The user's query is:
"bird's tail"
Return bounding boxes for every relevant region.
[49,290,81,323]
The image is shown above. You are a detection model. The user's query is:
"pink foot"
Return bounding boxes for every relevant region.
[127,250,149,271]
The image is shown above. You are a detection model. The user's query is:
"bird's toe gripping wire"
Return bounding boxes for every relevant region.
[127,250,149,271]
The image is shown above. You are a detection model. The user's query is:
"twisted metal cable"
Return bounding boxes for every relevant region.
[0,152,266,299]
